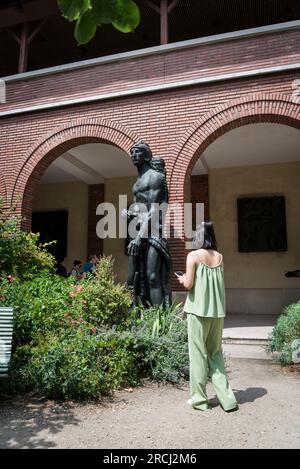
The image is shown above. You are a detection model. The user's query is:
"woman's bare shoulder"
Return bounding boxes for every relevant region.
[191,249,223,256]
[187,250,200,260]
[196,249,223,263]
[194,248,208,257]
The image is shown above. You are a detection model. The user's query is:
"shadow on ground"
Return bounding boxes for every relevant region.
[209,387,267,408]
[233,387,268,404]
[0,395,81,448]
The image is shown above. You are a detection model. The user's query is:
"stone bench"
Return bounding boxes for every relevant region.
[0,307,14,378]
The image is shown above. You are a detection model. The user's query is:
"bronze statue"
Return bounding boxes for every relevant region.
[122,142,172,308]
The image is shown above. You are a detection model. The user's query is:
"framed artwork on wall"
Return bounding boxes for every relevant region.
[237,196,287,252]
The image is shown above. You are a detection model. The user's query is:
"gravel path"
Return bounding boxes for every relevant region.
[0,358,299,449]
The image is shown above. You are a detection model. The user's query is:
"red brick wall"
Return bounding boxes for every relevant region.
[191,175,210,226]
[2,28,300,113]
[1,27,300,290]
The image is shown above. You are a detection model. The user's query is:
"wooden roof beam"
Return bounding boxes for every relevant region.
[7,18,48,73]
[145,0,180,44]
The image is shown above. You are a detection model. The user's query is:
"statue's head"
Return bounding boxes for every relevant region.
[130,141,153,167]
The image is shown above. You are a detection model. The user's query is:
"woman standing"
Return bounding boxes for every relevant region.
[177,221,238,412]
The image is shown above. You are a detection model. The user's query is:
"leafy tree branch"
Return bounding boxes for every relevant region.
[57,0,141,44]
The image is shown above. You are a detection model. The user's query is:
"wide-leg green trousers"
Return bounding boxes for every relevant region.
[187,313,237,411]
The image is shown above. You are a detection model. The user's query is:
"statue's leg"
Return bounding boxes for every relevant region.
[127,254,139,305]
[127,254,136,287]
[146,246,163,306]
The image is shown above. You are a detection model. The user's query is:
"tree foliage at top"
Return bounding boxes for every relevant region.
[57,0,141,44]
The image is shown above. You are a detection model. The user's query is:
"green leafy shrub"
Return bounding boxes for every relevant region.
[0,274,76,347]
[1,256,191,398]
[0,256,133,348]
[267,301,300,365]
[132,303,189,383]
[77,256,133,326]
[0,200,55,280]
[4,300,189,398]
[0,255,143,398]
[9,328,144,399]
[0,205,155,399]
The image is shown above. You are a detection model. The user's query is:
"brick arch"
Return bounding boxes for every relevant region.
[167,93,300,287]
[169,93,300,202]
[12,119,140,229]
[0,171,7,204]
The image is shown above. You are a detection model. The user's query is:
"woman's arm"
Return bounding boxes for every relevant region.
[178,252,196,290]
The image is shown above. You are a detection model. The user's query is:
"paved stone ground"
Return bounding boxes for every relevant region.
[223,314,277,342]
[0,357,299,449]
[223,343,271,360]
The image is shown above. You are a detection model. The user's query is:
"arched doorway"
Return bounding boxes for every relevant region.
[188,122,300,316]
[170,95,300,318]
[170,94,300,190]
[12,120,139,226]
[13,120,140,281]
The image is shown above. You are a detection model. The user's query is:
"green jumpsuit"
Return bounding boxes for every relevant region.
[184,256,237,411]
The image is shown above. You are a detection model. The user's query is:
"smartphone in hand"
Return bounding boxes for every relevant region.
[174,271,184,278]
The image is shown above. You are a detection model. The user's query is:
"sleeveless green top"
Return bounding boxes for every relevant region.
[183,256,226,318]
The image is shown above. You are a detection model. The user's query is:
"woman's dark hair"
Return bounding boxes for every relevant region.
[193,221,218,250]
[73,260,82,267]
